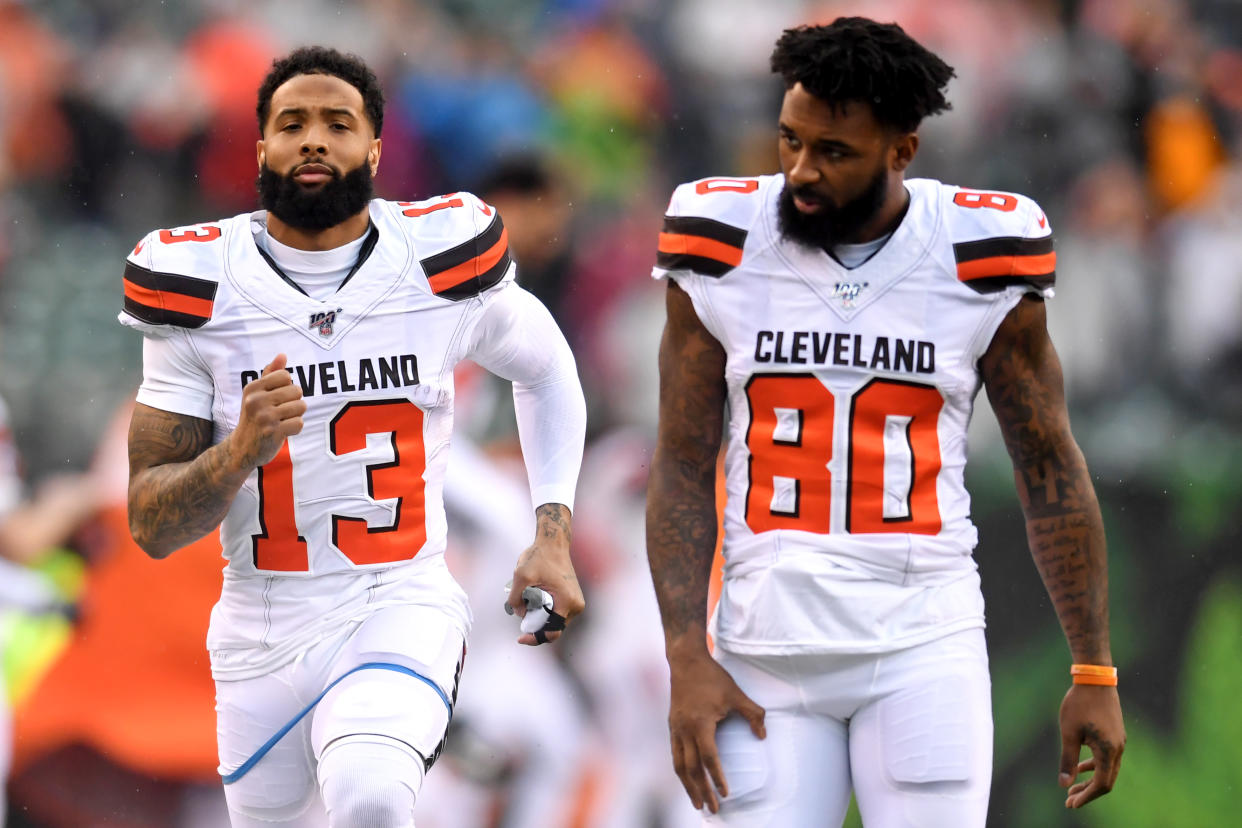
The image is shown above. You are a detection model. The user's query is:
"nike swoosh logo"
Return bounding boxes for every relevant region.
[132,239,146,256]
[479,202,493,216]
[1037,213,1047,229]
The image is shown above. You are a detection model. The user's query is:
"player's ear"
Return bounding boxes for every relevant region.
[369,138,381,177]
[891,132,918,172]
[257,140,266,172]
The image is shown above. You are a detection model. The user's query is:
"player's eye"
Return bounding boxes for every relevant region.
[281,123,301,132]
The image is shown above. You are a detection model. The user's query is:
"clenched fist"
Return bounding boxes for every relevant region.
[231,354,306,470]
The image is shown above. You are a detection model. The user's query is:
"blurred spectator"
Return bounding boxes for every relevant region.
[1162,160,1242,417]
[0,394,106,828]
[477,154,576,333]
[0,1,71,189]
[1045,158,1156,407]
[8,401,225,828]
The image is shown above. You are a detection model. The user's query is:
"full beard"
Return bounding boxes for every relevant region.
[257,161,374,231]
[777,165,889,250]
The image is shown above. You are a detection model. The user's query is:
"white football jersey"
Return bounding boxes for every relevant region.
[121,193,523,678]
[653,174,1055,654]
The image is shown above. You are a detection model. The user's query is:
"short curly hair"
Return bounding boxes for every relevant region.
[770,18,955,133]
[256,46,385,136]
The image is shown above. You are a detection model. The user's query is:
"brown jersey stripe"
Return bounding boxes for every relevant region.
[657,215,747,276]
[956,251,1057,282]
[952,235,1053,264]
[427,226,510,295]
[656,250,736,277]
[123,281,215,318]
[959,272,1056,294]
[122,262,217,327]
[421,214,505,281]
[657,232,744,267]
[434,247,512,301]
[661,215,748,249]
[123,261,218,299]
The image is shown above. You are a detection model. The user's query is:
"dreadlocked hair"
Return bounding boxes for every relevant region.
[770,18,955,133]
[256,46,385,136]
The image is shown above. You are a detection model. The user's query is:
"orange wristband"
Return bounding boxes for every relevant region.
[1070,664,1118,686]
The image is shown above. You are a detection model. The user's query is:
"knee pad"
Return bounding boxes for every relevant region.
[318,735,423,828]
[311,660,455,772]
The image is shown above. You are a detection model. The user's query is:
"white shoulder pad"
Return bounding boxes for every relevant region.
[120,220,227,333]
[941,183,1055,295]
[387,192,514,301]
[653,175,770,280]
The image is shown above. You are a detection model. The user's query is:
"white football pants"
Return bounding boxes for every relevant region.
[706,628,992,828]
[216,603,465,827]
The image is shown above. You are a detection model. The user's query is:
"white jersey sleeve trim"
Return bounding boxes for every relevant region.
[465,284,586,510]
[134,330,216,420]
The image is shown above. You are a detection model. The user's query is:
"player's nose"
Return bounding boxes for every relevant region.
[787,151,819,186]
[300,125,330,154]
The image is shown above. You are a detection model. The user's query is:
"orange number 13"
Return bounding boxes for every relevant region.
[252,399,427,571]
[745,375,944,535]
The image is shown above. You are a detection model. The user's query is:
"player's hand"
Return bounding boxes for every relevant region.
[506,503,584,646]
[230,354,306,470]
[1058,683,1125,808]
[667,649,766,814]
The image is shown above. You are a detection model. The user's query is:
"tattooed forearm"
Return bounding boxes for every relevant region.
[646,281,727,657]
[647,455,719,647]
[127,404,250,558]
[535,503,572,544]
[1026,508,1110,662]
[982,296,1112,664]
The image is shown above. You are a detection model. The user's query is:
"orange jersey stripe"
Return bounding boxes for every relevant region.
[123,279,214,318]
[956,251,1057,281]
[658,232,744,267]
[428,227,510,293]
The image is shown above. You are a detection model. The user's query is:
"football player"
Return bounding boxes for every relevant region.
[120,47,586,827]
[645,18,1125,827]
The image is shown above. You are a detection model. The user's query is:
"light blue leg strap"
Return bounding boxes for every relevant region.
[221,661,452,785]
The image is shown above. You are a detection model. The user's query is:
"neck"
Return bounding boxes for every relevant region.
[844,180,909,245]
[265,208,371,251]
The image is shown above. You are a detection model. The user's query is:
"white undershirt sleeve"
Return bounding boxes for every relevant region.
[465,284,586,511]
[135,331,216,421]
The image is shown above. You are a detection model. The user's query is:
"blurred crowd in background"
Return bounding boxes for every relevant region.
[0,0,1240,826]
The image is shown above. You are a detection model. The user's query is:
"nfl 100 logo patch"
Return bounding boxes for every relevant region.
[832,281,869,309]
[309,308,342,337]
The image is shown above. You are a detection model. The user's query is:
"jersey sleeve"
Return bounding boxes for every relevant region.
[947,187,1055,297]
[118,226,223,337]
[406,192,516,301]
[134,331,215,420]
[464,283,585,510]
[652,177,761,282]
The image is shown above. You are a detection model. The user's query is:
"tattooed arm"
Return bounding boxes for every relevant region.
[127,353,306,558]
[646,280,765,814]
[980,294,1125,809]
